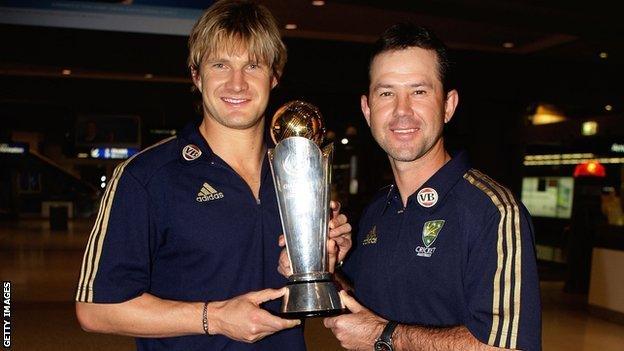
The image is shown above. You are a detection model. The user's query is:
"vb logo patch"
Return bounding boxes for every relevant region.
[417,187,438,208]
[196,182,224,202]
[415,220,445,257]
[182,144,202,161]
[362,226,378,245]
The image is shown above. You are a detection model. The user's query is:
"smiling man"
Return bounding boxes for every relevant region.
[323,24,542,351]
[74,1,351,350]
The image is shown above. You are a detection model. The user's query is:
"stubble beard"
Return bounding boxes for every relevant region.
[376,124,444,163]
[202,101,265,131]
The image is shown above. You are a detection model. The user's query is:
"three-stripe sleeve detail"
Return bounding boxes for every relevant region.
[75,136,176,302]
[464,169,522,349]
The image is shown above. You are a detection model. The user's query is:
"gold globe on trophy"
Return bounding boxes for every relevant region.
[270,100,325,146]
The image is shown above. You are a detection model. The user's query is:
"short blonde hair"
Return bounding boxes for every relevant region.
[188,0,287,79]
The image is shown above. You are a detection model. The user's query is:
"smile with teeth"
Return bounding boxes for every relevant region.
[392,128,419,134]
[222,97,249,104]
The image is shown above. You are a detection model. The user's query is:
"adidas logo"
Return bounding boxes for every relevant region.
[362,225,378,245]
[196,182,224,202]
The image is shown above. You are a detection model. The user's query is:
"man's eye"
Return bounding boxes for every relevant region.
[414,90,426,95]
[212,63,225,69]
[379,91,393,97]
[248,63,260,69]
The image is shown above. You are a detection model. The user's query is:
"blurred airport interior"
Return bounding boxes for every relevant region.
[1,1,624,350]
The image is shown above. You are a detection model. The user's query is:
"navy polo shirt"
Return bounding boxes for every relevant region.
[344,152,541,350]
[76,122,305,351]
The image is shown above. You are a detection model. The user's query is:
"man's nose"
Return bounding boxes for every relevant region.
[225,69,248,92]
[394,93,414,117]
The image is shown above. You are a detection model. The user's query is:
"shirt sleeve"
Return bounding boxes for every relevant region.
[75,163,153,303]
[463,200,542,351]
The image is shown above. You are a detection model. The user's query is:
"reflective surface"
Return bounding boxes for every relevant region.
[268,137,343,316]
[269,137,331,276]
[282,281,343,318]
[270,100,325,146]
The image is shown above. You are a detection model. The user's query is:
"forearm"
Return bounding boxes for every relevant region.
[76,293,204,338]
[394,325,503,351]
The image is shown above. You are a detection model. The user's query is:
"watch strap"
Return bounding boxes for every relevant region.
[379,321,398,344]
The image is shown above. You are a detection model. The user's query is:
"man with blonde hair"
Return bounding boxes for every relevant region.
[75,1,351,350]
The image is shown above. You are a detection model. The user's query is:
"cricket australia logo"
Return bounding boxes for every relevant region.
[415,220,445,257]
[196,182,224,202]
[362,226,378,245]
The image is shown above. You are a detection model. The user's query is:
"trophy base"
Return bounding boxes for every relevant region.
[280,280,345,318]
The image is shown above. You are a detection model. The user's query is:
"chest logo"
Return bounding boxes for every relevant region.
[416,220,445,257]
[362,226,378,245]
[182,144,202,161]
[196,182,224,202]
[416,187,438,208]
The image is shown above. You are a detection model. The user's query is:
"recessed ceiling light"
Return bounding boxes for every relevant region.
[599,52,608,59]
[285,23,297,30]
[502,42,515,49]
[61,69,71,75]
[605,104,613,111]
[582,121,598,136]
[312,0,325,5]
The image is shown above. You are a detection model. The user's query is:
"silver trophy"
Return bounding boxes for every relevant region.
[268,101,344,318]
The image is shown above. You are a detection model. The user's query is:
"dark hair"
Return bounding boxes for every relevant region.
[369,23,452,92]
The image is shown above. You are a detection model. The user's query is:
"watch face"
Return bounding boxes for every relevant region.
[374,340,392,351]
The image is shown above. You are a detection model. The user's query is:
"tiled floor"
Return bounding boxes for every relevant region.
[2,219,623,350]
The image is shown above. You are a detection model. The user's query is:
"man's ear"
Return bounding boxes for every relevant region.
[361,94,371,126]
[271,74,279,89]
[190,67,202,93]
[444,89,459,124]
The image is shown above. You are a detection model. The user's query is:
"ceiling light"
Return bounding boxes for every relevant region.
[61,69,71,75]
[285,23,297,30]
[144,73,154,79]
[599,52,608,59]
[582,121,598,136]
[341,138,349,145]
[531,104,566,125]
[502,42,515,49]
[605,104,613,111]
[312,0,325,5]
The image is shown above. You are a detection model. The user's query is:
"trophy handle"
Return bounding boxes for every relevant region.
[322,143,334,267]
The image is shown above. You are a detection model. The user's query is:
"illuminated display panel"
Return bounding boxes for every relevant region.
[521,177,574,219]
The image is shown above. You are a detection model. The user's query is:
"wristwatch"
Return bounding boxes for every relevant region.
[374,321,398,351]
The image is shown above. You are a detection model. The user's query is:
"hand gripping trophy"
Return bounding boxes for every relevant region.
[268,101,344,318]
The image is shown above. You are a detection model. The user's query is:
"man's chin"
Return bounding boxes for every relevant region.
[224,117,265,130]
[386,146,430,162]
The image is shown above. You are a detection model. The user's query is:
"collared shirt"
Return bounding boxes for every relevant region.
[76,121,305,351]
[344,151,541,351]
